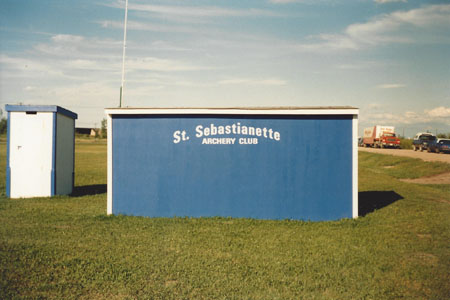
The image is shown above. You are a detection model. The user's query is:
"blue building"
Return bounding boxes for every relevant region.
[105,107,358,221]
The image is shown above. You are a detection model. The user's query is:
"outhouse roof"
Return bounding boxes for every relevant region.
[6,105,78,119]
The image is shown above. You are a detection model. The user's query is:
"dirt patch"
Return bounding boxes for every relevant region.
[409,252,439,266]
[416,233,432,239]
[401,172,450,184]
[359,147,450,164]
[165,280,178,287]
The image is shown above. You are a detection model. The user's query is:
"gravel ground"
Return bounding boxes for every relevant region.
[358,147,450,164]
[359,147,450,184]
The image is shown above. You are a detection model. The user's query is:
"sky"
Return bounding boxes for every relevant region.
[0,0,449,137]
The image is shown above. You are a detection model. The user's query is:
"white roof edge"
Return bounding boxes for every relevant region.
[105,107,359,116]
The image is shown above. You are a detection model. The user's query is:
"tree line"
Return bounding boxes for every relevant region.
[0,110,6,135]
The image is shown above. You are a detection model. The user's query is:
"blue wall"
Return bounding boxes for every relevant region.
[112,114,353,221]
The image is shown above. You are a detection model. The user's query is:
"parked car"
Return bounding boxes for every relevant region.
[428,139,450,153]
[358,137,364,147]
[412,133,436,151]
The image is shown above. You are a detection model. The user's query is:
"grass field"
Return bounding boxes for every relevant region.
[0,141,449,299]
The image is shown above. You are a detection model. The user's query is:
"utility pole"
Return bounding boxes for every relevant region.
[119,0,129,107]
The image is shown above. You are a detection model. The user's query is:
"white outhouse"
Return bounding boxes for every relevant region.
[5,105,78,198]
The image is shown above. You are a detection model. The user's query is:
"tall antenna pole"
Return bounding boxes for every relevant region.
[119,0,129,107]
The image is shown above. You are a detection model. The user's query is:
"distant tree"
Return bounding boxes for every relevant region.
[399,137,412,149]
[0,119,6,135]
[0,109,6,135]
[437,133,447,138]
[100,118,107,139]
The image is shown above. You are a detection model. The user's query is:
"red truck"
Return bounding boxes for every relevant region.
[363,125,401,148]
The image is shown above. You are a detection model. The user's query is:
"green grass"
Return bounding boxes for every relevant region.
[1,143,449,299]
[359,151,450,179]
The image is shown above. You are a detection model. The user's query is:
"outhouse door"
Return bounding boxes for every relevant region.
[9,112,54,198]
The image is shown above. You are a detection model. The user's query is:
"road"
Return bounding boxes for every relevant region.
[358,147,450,164]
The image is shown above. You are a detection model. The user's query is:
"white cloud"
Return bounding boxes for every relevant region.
[377,83,406,89]
[51,34,85,43]
[374,0,407,4]
[426,106,450,118]
[335,61,385,70]
[0,34,123,82]
[126,57,206,72]
[98,19,269,51]
[296,4,450,51]
[35,34,120,59]
[362,106,450,127]
[0,31,211,126]
[269,0,299,3]
[392,4,450,27]
[346,4,450,43]
[3,33,203,79]
[0,55,64,77]
[367,103,383,109]
[99,20,201,34]
[24,86,36,91]
[106,1,278,18]
[138,4,275,17]
[218,78,287,86]
[268,0,323,3]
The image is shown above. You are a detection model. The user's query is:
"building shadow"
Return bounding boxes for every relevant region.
[71,184,107,197]
[358,191,403,217]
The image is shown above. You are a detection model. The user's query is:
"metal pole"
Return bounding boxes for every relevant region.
[120,0,129,107]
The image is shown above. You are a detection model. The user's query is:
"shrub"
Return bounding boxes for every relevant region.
[399,138,412,149]
[0,118,6,135]
[100,118,107,139]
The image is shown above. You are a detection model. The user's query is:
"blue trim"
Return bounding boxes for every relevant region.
[51,113,57,196]
[6,112,11,197]
[72,118,75,193]
[110,117,113,213]
[5,104,78,120]
[56,106,78,120]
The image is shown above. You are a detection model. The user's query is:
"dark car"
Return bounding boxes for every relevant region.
[428,139,450,153]
[358,137,364,147]
[412,133,436,151]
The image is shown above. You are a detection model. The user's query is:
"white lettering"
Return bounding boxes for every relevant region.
[274,131,280,141]
[196,125,203,138]
[173,130,181,143]
[202,137,236,145]
[239,138,258,145]
[178,123,281,145]
[210,124,217,135]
